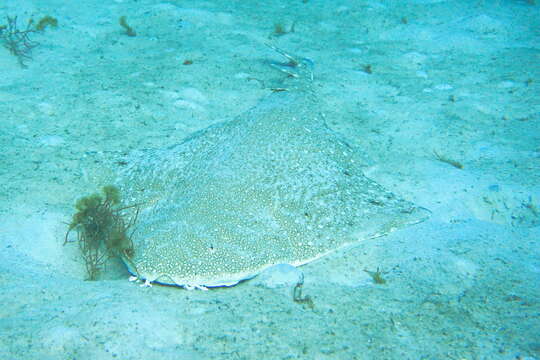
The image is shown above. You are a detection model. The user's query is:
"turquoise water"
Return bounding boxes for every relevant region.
[0,0,538,359]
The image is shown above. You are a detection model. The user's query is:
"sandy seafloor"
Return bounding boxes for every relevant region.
[0,0,539,359]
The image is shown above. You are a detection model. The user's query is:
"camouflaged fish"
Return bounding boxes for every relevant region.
[109,46,430,289]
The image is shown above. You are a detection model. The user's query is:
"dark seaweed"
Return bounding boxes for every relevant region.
[0,16,39,68]
[64,185,139,281]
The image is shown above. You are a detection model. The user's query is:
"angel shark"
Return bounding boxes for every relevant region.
[106,46,430,289]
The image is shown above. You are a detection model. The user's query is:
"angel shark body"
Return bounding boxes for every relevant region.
[110,47,430,288]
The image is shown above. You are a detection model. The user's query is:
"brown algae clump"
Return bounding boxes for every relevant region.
[65,185,139,280]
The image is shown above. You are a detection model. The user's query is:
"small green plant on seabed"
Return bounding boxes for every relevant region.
[64,185,139,281]
[0,16,38,67]
[364,267,387,285]
[0,15,58,68]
